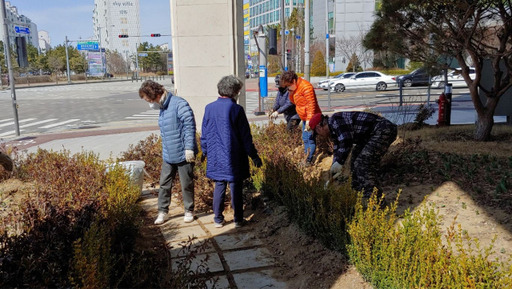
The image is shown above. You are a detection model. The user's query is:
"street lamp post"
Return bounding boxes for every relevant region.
[65,36,71,84]
[1,0,19,136]
[97,27,105,78]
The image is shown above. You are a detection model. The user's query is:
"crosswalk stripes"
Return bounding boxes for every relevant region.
[39,119,80,129]
[125,110,159,120]
[0,118,81,138]
[0,109,159,138]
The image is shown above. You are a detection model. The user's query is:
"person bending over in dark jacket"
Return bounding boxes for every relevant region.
[309,112,397,199]
[200,75,262,228]
[139,80,197,225]
[269,86,300,131]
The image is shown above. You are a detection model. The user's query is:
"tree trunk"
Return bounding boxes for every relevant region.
[474,110,494,141]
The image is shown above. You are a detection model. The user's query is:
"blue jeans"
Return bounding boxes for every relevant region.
[213,180,244,224]
[158,161,194,213]
[302,122,316,163]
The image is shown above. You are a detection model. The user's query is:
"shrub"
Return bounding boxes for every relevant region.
[0,150,201,288]
[348,193,512,288]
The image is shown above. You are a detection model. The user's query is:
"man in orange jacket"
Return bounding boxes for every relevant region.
[279,71,322,165]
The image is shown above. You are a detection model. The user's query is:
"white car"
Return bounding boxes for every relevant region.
[431,67,475,89]
[317,72,355,90]
[329,71,396,92]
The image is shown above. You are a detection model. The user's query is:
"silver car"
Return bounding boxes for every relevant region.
[329,71,397,92]
[317,72,355,90]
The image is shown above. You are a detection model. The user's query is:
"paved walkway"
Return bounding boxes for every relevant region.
[138,188,287,288]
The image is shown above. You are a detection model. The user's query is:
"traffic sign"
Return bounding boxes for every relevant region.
[295,35,301,40]
[77,41,99,51]
[138,53,148,57]
[14,26,30,34]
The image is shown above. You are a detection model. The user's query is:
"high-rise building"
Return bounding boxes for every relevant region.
[38,30,51,53]
[247,0,304,72]
[312,0,377,72]
[0,1,38,49]
[93,0,140,55]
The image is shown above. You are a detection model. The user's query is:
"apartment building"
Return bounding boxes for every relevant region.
[93,0,140,55]
[0,1,38,49]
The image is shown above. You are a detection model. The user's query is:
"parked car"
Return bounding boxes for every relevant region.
[329,71,396,92]
[317,72,356,90]
[396,67,430,87]
[431,67,475,89]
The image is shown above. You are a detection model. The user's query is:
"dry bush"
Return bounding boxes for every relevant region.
[0,149,213,288]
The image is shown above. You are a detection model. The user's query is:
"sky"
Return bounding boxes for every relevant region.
[11,0,172,48]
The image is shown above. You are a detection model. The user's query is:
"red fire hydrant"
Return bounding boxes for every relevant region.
[436,92,448,126]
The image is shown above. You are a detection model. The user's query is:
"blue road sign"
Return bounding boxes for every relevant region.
[14,26,30,34]
[295,35,301,40]
[77,41,99,51]
[138,53,148,57]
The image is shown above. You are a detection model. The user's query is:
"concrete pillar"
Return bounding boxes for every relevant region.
[170,0,245,129]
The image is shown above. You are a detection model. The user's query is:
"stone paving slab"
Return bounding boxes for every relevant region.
[207,275,230,289]
[142,194,285,288]
[172,252,224,273]
[223,247,275,271]
[168,237,216,258]
[161,223,208,241]
[214,232,263,251]
[232,270,287,289]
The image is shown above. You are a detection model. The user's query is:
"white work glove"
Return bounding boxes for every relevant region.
[304,120,311,132]
[185,150,195,162]
[270,111,279,120]
[330,161,343,178]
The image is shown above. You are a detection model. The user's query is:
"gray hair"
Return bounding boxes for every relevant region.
[217,75,243,98]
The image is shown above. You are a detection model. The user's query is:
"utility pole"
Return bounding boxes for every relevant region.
[325,0,333,111]
[1,0,19,136]
[254,25,267,115]
[280,0,285,72]
[98,27,104,78]
[65,36,71,84]
[304,0,310,81]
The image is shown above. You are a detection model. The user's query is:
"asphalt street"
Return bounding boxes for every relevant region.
[0,76,502,143]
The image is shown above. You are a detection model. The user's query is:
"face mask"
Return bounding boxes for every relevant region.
[149,102,161,110]
[278,86,288,94]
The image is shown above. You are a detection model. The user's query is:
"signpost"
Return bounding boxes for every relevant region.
[77,41,99,51]
[14,26,29,34]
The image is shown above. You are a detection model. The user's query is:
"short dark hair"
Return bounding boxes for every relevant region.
[280,71,298,86]
[139,80,165,101]
[217,75,243,98]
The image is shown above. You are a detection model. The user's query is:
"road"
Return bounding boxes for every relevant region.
[0,77,472,140]
[0,80,163,139]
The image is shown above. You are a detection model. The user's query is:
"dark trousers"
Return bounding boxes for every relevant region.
[158,161,194,213]
[213,180,244,224]
[350,119,397,197]
[286,118,300,132]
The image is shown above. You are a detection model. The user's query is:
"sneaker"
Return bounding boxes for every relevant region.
[183,211,194,223]
[214,220,225,228]
[154,212,167,225]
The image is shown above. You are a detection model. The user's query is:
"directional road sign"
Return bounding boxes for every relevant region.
[14,26,30,34]
[77,41,99,51]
